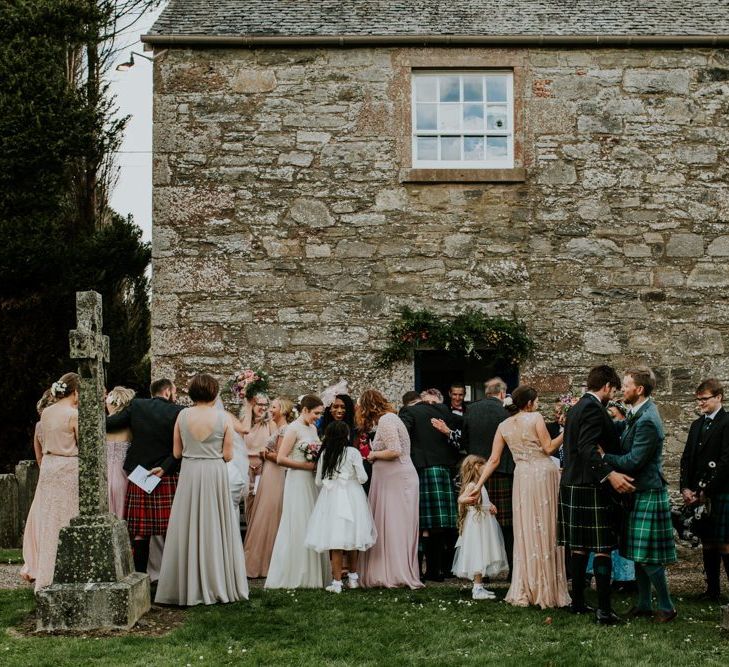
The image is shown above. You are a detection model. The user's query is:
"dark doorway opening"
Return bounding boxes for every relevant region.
[414,350,519,403]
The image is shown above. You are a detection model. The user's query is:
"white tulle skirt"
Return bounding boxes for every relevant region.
[452,508,509,579]
[305,478,377,553]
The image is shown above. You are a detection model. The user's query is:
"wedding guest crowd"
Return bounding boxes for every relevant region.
[20,362,729,625]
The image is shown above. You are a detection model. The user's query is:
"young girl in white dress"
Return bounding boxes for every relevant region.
[305,421,377,593]
[265,395,331,589]
[452,455,509,600]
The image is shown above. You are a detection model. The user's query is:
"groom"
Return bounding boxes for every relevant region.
[559,365,635,625]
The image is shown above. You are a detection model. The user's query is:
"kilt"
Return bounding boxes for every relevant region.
[125,473,179,538]
[558,484,618,552]
[418,466,457,530]
[703,492,729,547]
[620,487,676,564]
[487,472,513,527]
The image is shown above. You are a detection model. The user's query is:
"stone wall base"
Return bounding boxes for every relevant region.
[35,572,151,631]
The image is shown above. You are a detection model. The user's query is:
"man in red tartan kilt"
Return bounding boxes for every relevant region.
[107,378,184,573]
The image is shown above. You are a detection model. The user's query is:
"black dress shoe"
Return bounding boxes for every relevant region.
[654,608,678,623]
[567,602,595,614]
[595,609,622,625]
[624,606,653,619]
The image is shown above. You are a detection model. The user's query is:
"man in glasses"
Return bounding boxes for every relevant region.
[680,378,729,601]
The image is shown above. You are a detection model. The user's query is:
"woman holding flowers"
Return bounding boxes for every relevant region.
[265,395,331,589]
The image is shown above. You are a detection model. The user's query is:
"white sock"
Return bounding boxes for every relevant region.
[349,572,359,580]
[473,582,483,590]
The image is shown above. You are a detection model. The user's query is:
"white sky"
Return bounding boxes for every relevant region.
[109,4,165,242]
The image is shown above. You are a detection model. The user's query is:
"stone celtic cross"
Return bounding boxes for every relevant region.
[69,291,110,517]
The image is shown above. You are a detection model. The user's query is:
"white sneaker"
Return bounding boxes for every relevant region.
[326,580,343,594]
[347,573,360,589]
[472,586,496,600]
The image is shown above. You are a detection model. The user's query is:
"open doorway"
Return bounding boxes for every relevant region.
[414,350,519,403]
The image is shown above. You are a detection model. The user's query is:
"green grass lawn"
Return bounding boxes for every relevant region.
[1,577,727,666]
[0,549,23,565]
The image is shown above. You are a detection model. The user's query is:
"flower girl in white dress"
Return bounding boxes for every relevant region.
[452,455,509,600]
[305,421,377,593]
[265,395,331,589]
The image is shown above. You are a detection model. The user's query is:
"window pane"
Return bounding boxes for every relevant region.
[464,136,484,161]
[486,106,508,130]
[463,103,484,131]
[439,76,460,102]
[416,103,437,130]
[417,136,438,161]
[463,76,484,101]
[439,104,461,132]
[415,76,438,102]
[486,76,507,102]
[440,136,461,161]
[486,136,508,158]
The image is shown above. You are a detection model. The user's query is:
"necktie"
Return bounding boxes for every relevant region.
[703,417,712,434]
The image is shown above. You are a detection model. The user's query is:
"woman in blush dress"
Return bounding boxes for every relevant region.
[359,389,423,590]
[21,373,80,591]
[156,374,248,606]
[265,395,331,589]
[244,396,294,578]
[469,385,570,609]
[105,386,135,518]
[240,394,277,523]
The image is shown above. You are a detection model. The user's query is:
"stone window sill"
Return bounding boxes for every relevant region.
[399,167,526,183]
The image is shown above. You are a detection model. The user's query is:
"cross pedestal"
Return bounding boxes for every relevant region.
[36,291,150,631]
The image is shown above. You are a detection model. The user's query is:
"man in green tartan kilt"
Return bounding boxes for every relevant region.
[603,367,678,623]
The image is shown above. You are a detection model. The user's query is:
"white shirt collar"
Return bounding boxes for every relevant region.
[586,391,602,403]
[628,397,649,415]
[706,406,722,420]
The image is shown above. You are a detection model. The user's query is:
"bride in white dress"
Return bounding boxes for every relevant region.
[265,395,331,589]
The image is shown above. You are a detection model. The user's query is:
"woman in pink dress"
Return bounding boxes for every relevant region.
[359,389,423,589]
[240,394,277,523]
[244,396,292,578]
[21,373,80,591]
[105,385,135,518]
[470,385,569,609]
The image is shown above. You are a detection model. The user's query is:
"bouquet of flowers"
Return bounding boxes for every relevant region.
[357,431,372,460]
[229,368,270,402]
[299,441,322,463]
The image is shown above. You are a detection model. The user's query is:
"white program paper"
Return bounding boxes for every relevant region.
[128,465,162,495]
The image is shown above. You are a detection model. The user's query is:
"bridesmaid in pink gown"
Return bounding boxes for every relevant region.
[105,386,136,518]
[470,385,569,609]
[21,373,80,591]
[359,390,423,590]
[244,397,292,578]
[240,395,277,523]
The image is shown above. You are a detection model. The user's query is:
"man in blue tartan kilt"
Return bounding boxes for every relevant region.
[559,365,636,625]
[603,367,677,623]
[680,378,729,601]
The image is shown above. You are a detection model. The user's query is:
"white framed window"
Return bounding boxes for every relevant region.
[411,70,514,170]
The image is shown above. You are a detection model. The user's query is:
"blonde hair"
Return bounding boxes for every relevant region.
[107,386,136,412]
[275,397,295,423]
[36,389,56,416]
[457,455,487,534]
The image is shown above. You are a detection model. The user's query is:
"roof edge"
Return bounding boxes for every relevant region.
[140,33,729,48]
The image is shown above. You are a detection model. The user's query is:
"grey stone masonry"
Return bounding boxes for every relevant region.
[0,461,39,548]
[37,292,150,631]
[150,45,729,481]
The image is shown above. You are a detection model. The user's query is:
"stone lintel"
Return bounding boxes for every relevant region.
[36,572,151,631]
[399,167,526,183]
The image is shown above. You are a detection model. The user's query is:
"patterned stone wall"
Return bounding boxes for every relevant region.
[151,46,729,477]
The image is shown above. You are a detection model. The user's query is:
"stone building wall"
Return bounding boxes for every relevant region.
[150,45,729,477]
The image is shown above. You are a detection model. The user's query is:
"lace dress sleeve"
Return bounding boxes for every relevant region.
[374,413,402,455]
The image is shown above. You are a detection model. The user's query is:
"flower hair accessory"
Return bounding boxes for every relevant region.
[321,379,349,408]
[51,381,68,397]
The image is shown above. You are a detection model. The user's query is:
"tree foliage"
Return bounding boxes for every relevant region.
[0,0,152,471]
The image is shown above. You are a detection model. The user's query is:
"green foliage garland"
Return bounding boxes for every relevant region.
[377,307,535,368]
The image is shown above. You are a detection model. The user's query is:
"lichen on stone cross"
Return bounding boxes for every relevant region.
[69,291,111,517]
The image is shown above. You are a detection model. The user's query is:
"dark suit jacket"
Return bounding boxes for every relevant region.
[461,397,513,474]
[399,402,459,469]
[561,394,620,486]
[680,407,729,496]
[604,399,666,491]
[107,397,184,474]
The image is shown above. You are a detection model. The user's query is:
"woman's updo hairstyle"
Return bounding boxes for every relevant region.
[36,389,56,416]
[299,394,324,412]
[106,386,136,412]
[511,385,538,411]
[51,372,80,399]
